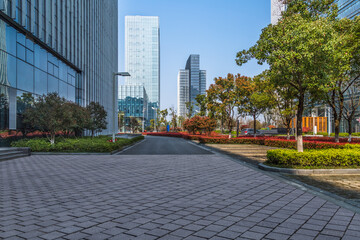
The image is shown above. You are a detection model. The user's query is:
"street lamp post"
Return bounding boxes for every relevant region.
[113,72,130,143]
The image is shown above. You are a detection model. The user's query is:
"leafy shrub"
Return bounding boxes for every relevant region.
[266,149,360,167]
[184,116,216,135]
[11,136,144,152]
[302,127,311,133]
[264,139,346,149]
[330,132,349,137]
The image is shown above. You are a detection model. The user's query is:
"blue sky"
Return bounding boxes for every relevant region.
[118,0,270,111]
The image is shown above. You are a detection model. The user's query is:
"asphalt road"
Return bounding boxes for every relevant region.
[119,135,213,155]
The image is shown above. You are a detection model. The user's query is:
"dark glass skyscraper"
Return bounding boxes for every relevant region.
[178,54,206,117]
[0,0,118,134]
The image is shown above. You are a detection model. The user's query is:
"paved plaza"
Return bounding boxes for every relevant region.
[1,136,360,239]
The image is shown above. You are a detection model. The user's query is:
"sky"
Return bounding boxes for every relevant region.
[118,0,270,111]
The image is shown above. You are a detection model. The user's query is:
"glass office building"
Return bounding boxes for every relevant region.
[118,85,148,131]
[125,16,160,121]
[177,69,189,118]
[0,0,118,134]
[336,0,360,19]
[177,54,206,117]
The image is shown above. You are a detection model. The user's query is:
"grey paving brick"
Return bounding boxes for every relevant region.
[1,153,360,240]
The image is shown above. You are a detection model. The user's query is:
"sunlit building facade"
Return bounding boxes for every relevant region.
[0,0,118,134]
[125,16,160,122]
[177,69,189,118]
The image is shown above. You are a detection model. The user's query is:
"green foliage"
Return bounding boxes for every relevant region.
[195,94,207,116]
[23,93,69,144]
[86,102,108,137]
[266,148,360,167]
[11,136,144,153]
[159,109,168,126]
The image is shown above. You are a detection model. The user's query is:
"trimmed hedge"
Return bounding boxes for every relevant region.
[11,135,144,152]
[145,132,360,149]
[266,149,360,167]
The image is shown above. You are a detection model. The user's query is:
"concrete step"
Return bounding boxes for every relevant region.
[0,147,30,161]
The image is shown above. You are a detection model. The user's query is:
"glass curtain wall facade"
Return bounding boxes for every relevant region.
[177,69,189,118]
[125,16,160,122]
[336,0,360,19]
[0,0,118,134]
[183,54,206,115]
[118,85,148,131]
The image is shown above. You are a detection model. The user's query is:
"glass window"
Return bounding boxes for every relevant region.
[34,69,47,95]
[47,62,53,75]
[26,49,33,64]
[68,85,75,102]
[5,25,17,56]
[48,75,58,93]
[54,66,59,78]
[16,32,25,45]
[7,54,17,87]
[17,43,25,61]
[59,62,67,81]
[17,59,34,93]
[25,38,34,50]
[59,80,67,98]
[34,44,47,71]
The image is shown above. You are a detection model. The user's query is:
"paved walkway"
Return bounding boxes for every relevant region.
[1,137,360,239]
[204,144,278,165]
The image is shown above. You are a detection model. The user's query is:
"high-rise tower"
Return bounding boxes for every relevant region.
[124,16,160,121]
[0,0,118,133]
[177,54,206,117]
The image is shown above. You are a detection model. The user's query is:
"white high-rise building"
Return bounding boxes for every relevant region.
[177,69,189,118]
[124,16,160,121]
[271,0,287,24]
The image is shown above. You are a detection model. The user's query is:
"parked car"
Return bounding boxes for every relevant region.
[240,128,262,136]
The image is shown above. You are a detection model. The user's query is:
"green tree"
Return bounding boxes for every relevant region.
[185,102,194,119]
[86,102,107,137]
[195,94,207,116]
[64,102,90,137]
[236,5,336,151]
[321,17,360,142]
[150,119,155,132]
[129,117,140,133]
[24,93,68,145]
[169,107,178,131]
[159,109,168,127]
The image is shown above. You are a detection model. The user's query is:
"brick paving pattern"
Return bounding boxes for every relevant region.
[1,154,360,239]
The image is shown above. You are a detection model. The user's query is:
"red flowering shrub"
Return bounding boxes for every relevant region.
[183,116,216,135]
[302,127,311,133]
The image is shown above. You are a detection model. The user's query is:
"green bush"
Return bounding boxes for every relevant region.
[266,149,360,167]
[11,136,144,152]
[330,132,349,137]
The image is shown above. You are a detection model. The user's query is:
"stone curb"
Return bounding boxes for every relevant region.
[259,163,360,175]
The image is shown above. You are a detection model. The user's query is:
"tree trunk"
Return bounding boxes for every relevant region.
[348,119,352,143]
[286,125,291,140]
[296,95,304,152]
[91,130,94,138]
[50,132,55,145]
[236,120,239,138]
[334,117,340,143]
[253,113,257,137]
